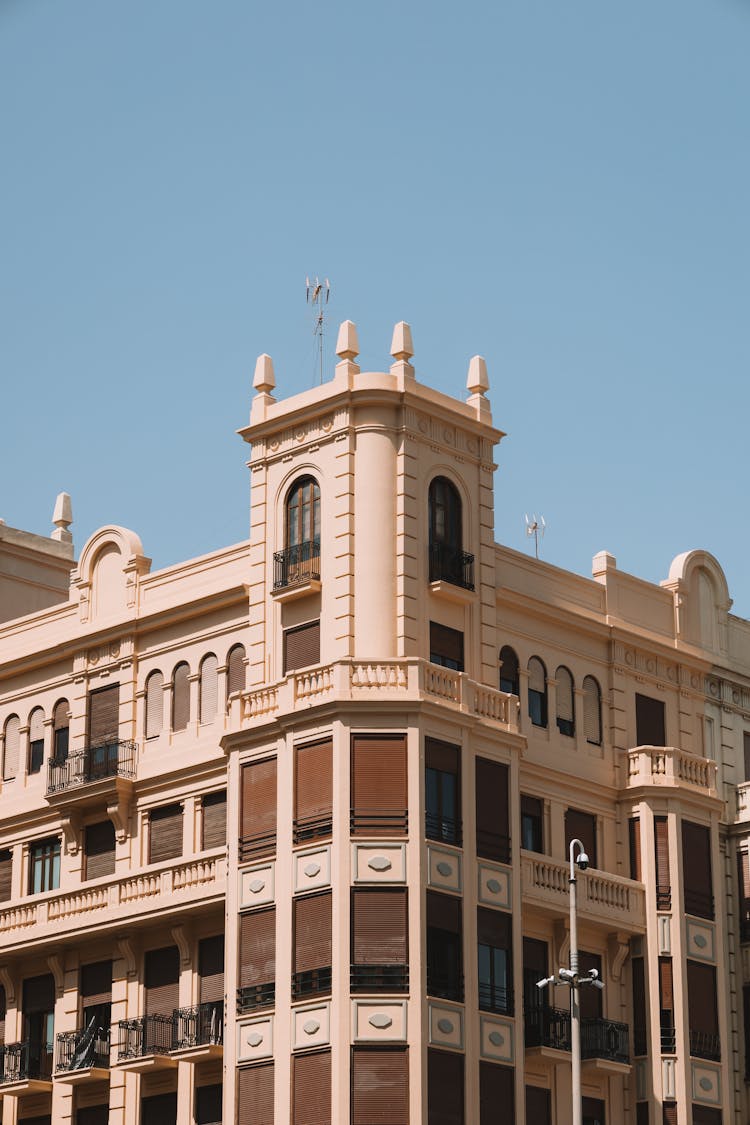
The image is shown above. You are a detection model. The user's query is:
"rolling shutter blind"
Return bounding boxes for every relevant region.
[23,974,55,1012]
[84,820,116,880]
[659,958,674,1013]
[241,758,277,856]
[477,907,511,949]
[476,757,510,862]
[53,700,69,732]
[351,735,407,837]
[0,849,12,902]
[526,1087,551,1125]
[295,740,333,833]
[582,1099,605,1125]
[635,1105,649,1125]
[556,668,574,723]
[237,1063,274,1125]
[239,909,275,987]
[429,622,464,670]
[528,658,545,694]
[662,1107,677,1125]
[199,935,225,1003]
[352,890,408,964]
[428,1048,464,1125]
[0,985,5,1045]
[691,1110,722,1125]
[681,820,713,918]
[149,803,183,863]
[687,961,718,1034]
[583,676,602,744]
[632,958,646,1051]
[200,655,218,723]
[427,890,461,935]
[635,693,666,747]
[351,1048,409,1125]
[146,672,164,738]
[81,960,112,1008]
[29,708,44,742]
[202,791,227,849]
[172,664,190,731]
[195,1085,222,1125]
[564,809,597,868]
[284,621,321,673]
[426,738,460,775]
[498,646,519,695]
[523,937,548,975]
[3,715,19,780]
[293,1050,331,1125]
[228,645,246,697]
[53,699,70,760]
[294,893,332,973]
[88,684,120,745]
[654,816,671,907]
[142,1094,177,1125]
[738,850,750,938]
[480,1061,514,1125]
[629,817,642,881]
[76,1110,109,1125]
[144,946,179,1017]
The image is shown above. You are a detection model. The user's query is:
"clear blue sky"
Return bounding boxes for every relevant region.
[1,1,748,613]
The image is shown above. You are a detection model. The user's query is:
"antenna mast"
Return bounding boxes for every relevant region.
[525,514,546,560]
[306,276,331,384]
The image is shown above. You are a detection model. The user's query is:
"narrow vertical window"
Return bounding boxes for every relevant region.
[276,476,321,589]
[3,714,20,781]
[292,1050,331,1125]
[427,1048,464,1125]
[293,892,332,999]
[521,796,543,853]
[426,891,462,1002]
[555,666,575,736]
[351,735,407,838]
[199,654,218,724]
[240,758,277,859]
[172,663,190,731]
[428,476,472,588]
[351,1048,408,1125]
[687,961,720,1060]
[527,657,548,727]
[294,739,333,844]
[145,671,164,739]
[582,676,602,745]
[635,693,666,747]
[629,817,642,881]
[84,820,116,880]
[632,957,647,1056]
[28,837,61,894]
[744,731,750,781]
[564,809,597,869]
[52,699,70,763]
[738,850,750,942]
[237,1063,273,1124]
[498,646,519,695]
[202,791,227,850]
[0,848,12,902]
[149,804,183,863]
[351,889,409,993]
[425,738,461,846]
[238,908,275,1012]
[477,908,513,1014]
[654,816,671,909]
[658,957,675,1052]
[480,1062,514,1125]
[429,622,464,671]
[476,757,510,863]
[227,644,247,698]
[28,707,45,775]
[681,820,714,920]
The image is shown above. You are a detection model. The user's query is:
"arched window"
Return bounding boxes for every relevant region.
[53,700,70,763]
[172,663,190,732]
[499,647,520,696]
[428,476,473,589]
[227,644,247,700]
[286,476,320,549]
[3,715,19,781]
[556,667,575,737]
[583,676,602,746]
[527,657,548,728]
[146,671,164,739]
[29,707,45,775]
[200,654,218,724]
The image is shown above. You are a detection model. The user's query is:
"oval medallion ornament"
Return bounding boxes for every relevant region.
[249,879,265,894]
[368,1014,393,1030]
[368,856,392,872]
[486,878,502,895]
[303,1020,320,1035]
[693,933,708,949]
[246,1032,264,1047]
[699,1078,713,1092]
[488,1031,505,1047]
[304,863,321,878]
[436,862,453,877]
[437,1018,454,1034]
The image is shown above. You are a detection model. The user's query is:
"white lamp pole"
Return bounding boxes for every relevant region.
[569,837,583,1125]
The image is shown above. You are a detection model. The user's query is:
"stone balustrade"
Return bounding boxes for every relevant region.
[627,746,717,796]
[520,851,646,934]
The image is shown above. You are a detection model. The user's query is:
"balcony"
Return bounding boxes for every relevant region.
[626,746,719,800]
[524,1007,630,1068]
[428,543,475,593]
[0,1041,53,1093]
[116,1015,177,1072]
[581,1017,630,1067]
[350,964,410,995]
[525,1005,571,1056]
[690,1029,721,1062]
[237,982,275,1014]
[55,1025,110,1083]
[172,1002,224,1061]
[45,740,136,814]
[292,967,332,1001]
[272,540,321,600]
[520,851,646,935]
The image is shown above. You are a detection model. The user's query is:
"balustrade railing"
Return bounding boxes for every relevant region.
[47,740,136,795]
[273,540,321,590]
[173,1002,223,1049]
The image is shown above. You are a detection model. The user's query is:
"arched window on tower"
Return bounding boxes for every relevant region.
[428,476,474,590]
[583,676,602,746]
[227,644,247,704]
[146,671,164,739]
[499,647,520,696]
[3,715,20,781]
[556,667,575,737]
[172,663,190,732]
[275,476,321,590]
[200,654,218,725]
[527,658,548,728]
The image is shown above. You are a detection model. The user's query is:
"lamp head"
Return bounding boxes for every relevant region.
[576,850,589,870]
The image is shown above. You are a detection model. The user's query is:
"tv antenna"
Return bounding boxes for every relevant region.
[306,276,330,384]
[525,514,546,559]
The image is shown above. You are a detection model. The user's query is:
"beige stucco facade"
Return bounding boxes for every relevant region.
[0,321,747,1124]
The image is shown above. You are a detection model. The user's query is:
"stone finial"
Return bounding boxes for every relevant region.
[390,322,414,362]
[51,492,73,543]
[336,320,359,361]
[253,353,276,395]
[467,355,489,395]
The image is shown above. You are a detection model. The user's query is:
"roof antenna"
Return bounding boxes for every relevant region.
[306,276,331,384]
[525,514,546,559]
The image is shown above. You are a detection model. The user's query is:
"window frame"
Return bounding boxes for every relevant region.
[28,837,61,895]
[286,476,321,550]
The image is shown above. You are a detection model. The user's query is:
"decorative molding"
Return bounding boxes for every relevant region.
[0,965,16,1008]
[60,813,81,856]
[47,954,64,998]
[608,932,629,982]
[171,924,191,969]
[117,936,137,979]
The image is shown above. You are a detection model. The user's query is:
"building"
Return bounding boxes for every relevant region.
[0,319,747,1125]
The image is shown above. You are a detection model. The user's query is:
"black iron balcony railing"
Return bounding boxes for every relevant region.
[633,1025,647,1057]
[425,812,462,848]
[273,540,321,591]
[479,981,514,1016]
[581,1017,630,1064]
[350,964,410,994]
[690,1029,721,1061]
[660,1022,676,1054]
[656,883,672,911]
[428,543,475,591]
[238,831,276,862]
[237,983,275,1014]
[426,968,464,1004]
[350,809,408,837]
[525,1004,571,1051]
[476,829,511,865]
[117,1015,175,1060]
[0,1041,53,1084]
[684,888,714,921]
[174,1002,223,1050]
[740,908,750,944]
[56,1025,110,1072]
[47,740,137,795]
[293,813,333,846]
[292,966,332,1001]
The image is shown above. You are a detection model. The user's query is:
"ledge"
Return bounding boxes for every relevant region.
[428,580,476,605]
[271,578,321,603]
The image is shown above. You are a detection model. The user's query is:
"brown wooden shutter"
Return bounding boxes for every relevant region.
[525,1087,551,1125]
[632,957,646,1053]
[284,621,321,673]
[84,820,116,880]
[654,816,671,907]
[146,671,164,738]
[427,890,461,935]
[292,1050,331,1125]
[0,985,6,1046]
[76,1109,110,1125]
[564,808,597,868]
[682,820,713,919]
[426,738,460,775]
[144,946,179,1017]
[241,758,277,857]
[583,676,602,744]
[477,907,511,949]
[629,817,642,881]
[691,1109,722,1125]
[199,935,224,1004]
[295,740,333,839]
[351,735,407,837]
[195,1084,222,1125]
[142,1093,177,1125]
[23,974,55,1012]
[480,1061,514,1125]
[635,693,666,746]
[53,699,69,732]
[352,889,408,964]
[635,1104,649,1125]
[662,1105,677,1125]
[81,960,112,1008]
[429,622,464,670]
[228,644,246,697]
[294,893,332,973]
[172,663,190,731]
[202,791,227,850]
[0,849,12,902]
[3,715,19,780]
[659,957,674,1013]
[351,1048,409,1125]
[239,909,276,987]
[687,960,718,1034]
[237,1063,274,1125]
[556,666,574,725]
[149,803,183,863]
[88,684,120,745]
[428,1048,464,1125]
[29,707,44,742]
[200,654,218,723]
[476,757,510,862]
